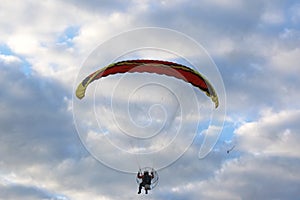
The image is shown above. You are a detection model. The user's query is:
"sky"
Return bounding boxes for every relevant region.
[0,0,300,199]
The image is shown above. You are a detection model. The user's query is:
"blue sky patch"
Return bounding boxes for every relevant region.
[56,26,80,47]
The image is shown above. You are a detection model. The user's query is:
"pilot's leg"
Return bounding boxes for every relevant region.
[138,183,143,194]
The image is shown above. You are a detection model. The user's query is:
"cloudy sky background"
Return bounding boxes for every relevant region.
[1,0,300,199]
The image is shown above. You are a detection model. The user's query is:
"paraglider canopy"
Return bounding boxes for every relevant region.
[76,59,219,108]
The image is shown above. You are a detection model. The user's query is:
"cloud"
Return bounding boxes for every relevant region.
[150,108,300,199]
[0,53,142,200]
[0,54,22,65]
[0,50,216,199]
[0,180,69,200]
[236,109,300,157]
[195,154,300,200]
[1,80,81,177]
[0,0,300,199]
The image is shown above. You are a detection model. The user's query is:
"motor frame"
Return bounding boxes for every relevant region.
[136,167,159,190]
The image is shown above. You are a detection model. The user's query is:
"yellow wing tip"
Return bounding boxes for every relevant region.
[205,90,219,108]
[75,83,86,99]
[212,95,219,108]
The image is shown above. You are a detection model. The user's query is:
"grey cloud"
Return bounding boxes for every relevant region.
[63,0,132,14]
[150,152,300,200]
[131,1,264,37]
[197,155,300,200]
[0,183,69,200]
[0,61,208,199]
[0,62,86,169]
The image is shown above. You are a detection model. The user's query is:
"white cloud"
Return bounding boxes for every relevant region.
[7,34,41,55]
[0,1,124,86]
[236,109,300,157]
[0,54,21,65]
